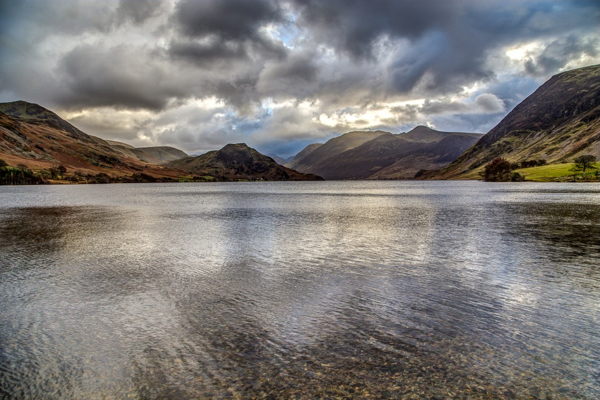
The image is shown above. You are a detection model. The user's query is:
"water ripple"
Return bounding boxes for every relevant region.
[0,181,598,398]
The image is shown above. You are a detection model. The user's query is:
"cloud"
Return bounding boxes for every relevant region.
[292,0,599,95]
[115,0,164,25]
[524,35,599,76]
[256,50,319,98]
[57,44,186,110]
[0,0,598,157]
[174,0,284,42]
[168,40,249,66]
[474,93,505,114]
[292,0,457,59]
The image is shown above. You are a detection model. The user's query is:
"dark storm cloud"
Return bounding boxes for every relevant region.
[292,0,457,59]
[257,51,319,98]
[168,0,289,95]
[292,0,599,94]
[168,40,249,66]
[169,41,248,66]
[174,0,283,41]
[58,44,185,111]
[167,36,287,68]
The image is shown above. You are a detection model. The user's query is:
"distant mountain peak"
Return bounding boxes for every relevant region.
[401,125,481,143]
[409,125,435,132]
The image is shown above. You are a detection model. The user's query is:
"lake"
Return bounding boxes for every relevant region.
[0,181,598,399]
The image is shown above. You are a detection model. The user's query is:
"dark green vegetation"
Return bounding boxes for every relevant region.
[429,65,600,179]
[481,158,513,182]
[0,163,46,184]
[168,143,323,181]
[287,127,482,180]
[481,158,526,182]
[0,158,176,184]
[571,155,598,177]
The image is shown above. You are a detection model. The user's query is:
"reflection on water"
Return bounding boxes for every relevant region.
[0,181,598,398]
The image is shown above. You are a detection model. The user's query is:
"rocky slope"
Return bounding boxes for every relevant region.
[168,143,323,181]
[288,127,481,180]
[428,64,600,179]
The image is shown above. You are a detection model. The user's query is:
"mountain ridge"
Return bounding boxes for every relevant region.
[0,101,193,180]
[288,127,482,179]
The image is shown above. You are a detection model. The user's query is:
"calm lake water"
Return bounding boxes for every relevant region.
[0,181,598,399]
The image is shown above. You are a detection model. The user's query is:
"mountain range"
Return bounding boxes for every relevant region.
[0,101,320,182]
[106,140,188,165]
[286,127,482,179]
[1,64,597,183]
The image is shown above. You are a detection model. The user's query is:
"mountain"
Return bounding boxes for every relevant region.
[0,101,182,179]
[285,131,388,176]
[266,153,288,165]
[285,143,323,170]
[428,64,600,179]
[0,100,106,145]
[167,143,323,181]
[108,141,188,165]
[288,127,481,180]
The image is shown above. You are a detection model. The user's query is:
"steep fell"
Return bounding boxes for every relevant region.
[0,101,182,179]
[429,64,600,179]
[285,143,323,170]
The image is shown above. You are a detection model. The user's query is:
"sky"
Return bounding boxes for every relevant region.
[0,0,598,157]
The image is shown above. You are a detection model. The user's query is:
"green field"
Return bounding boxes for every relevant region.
[515,162,599,182]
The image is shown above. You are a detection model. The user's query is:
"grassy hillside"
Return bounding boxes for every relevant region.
[515,162,599,182]
[110,144,188,165]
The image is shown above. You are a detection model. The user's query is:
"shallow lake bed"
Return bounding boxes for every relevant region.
[1,181,598,398]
